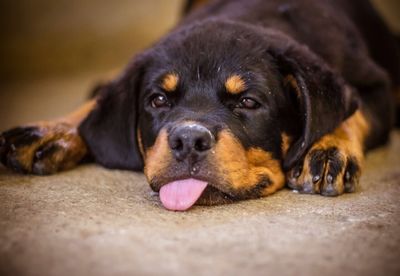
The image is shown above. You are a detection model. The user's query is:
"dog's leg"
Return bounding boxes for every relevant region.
[0,99,96,175]
[286,110,369,196]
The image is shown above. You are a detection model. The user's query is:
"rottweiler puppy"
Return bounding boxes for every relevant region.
[1,0,399,211]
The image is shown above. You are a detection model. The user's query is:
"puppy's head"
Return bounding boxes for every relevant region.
[80,20,358,210]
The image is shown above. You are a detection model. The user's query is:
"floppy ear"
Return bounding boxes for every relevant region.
[78,55,148,171]
[266,35,359,170]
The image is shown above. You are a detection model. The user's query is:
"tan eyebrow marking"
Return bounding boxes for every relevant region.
[225,74,247,94]
[161,73,179,92]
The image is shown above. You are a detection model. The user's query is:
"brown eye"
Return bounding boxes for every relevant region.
[151,94,170,108]
[238,97,260,109]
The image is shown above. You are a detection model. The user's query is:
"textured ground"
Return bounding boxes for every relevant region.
[0,132,399,276]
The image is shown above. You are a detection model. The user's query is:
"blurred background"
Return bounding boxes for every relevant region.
[0,0,183,130]
[0,0,399,130]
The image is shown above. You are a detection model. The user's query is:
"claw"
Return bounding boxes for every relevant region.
[345,171,351,181]
[326,174,333,184]
[35,144,60,161]
[35,150,43,160]
[312,175,321,183]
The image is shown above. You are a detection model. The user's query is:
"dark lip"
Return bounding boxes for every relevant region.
[150,174,236,200]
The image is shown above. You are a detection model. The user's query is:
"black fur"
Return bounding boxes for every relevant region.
[79,0,397,172]
[79,55,149,170]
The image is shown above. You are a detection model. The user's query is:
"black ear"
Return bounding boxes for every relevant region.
[267,35,359,170]
[78,55,148,171]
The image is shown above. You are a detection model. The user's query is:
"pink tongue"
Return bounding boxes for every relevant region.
[159,179,208,211]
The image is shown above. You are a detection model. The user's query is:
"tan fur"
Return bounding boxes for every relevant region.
[144,129,172,182]
[161,73,179,92]
[225,75,247,95]
[211,130,285,196]
[314,110,369,163]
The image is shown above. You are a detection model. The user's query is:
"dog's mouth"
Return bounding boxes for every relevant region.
[154,177,235,211]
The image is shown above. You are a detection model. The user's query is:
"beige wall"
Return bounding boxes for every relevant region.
[0,0,183,80]
[372,0,400,34]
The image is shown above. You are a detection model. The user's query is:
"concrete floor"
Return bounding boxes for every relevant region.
[0,132,399,276]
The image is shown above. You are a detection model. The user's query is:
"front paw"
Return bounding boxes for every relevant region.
[287,146,361,197]
[0,122,87,175]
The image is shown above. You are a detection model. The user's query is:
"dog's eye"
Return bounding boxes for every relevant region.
[151,94,170,108]
[237,97,260,109]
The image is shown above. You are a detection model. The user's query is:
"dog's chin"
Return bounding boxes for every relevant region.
[195,185,235,206]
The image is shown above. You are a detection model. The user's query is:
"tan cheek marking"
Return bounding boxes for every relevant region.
[225,75,247,94]
[211,130,285,196]
[143,129,172,182]
[246,148,285,195]
[161,73,179,92]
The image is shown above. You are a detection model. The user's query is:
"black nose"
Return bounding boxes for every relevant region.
[168,123,215,162]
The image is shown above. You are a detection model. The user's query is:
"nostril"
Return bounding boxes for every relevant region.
[170,138,183,151]
[194,138,210,152]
